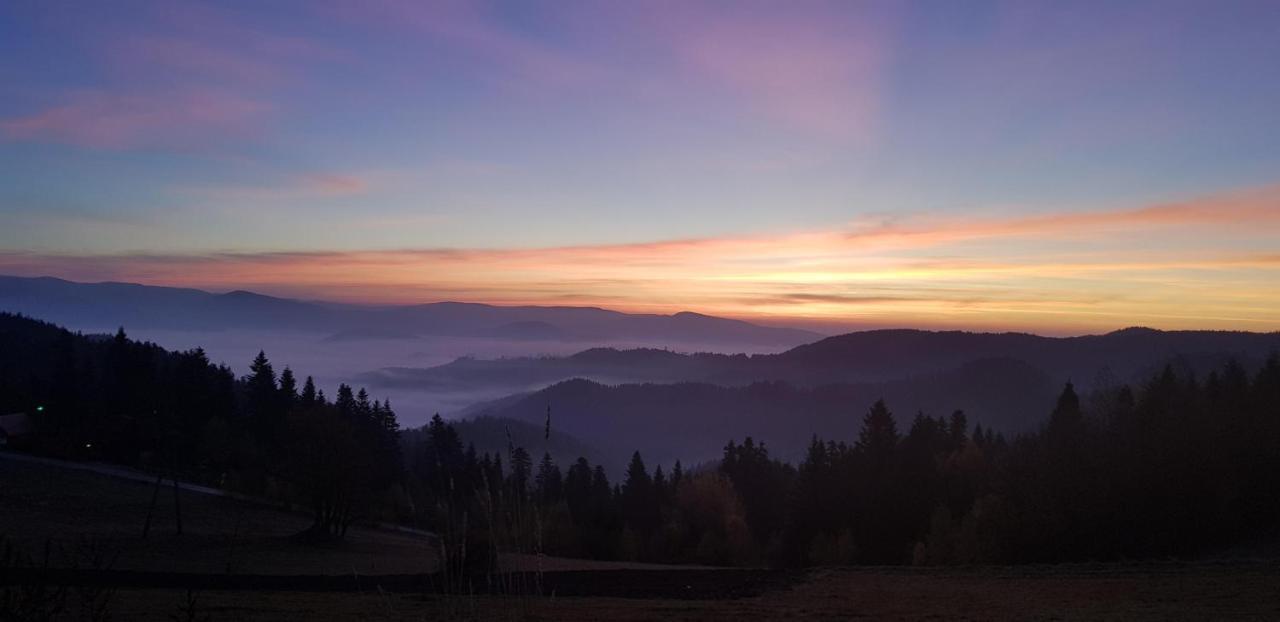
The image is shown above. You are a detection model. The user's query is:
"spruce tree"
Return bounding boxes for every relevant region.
[949,410,968,448]
[245,350,282,453]
[857,399,899,463]
[621,451,657,536]
[300,375,317,406]
[1048,381,1083,443]
[279,367,298,410]
[509,446,533,500]
[335,384,356,418]
[535,452,563,505]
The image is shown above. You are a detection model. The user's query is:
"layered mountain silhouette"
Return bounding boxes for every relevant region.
[8,274,1278,470]
[466,358,1058,468]
[385,327,1280,466]
[0,275,818,347]
[365,327,1280,394]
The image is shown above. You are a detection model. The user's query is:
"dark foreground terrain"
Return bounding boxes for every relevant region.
[4,455,1279,621]
[80,562,1280,621]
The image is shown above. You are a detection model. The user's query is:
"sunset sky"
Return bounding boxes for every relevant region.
[2,1,1279,334]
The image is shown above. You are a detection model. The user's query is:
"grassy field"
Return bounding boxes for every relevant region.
[0,456,438,576]
[4,453,1280,620]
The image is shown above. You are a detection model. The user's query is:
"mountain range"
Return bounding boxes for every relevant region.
[6,274,1279,470]
[364,327,1280,396]
[419,328,1280,467]
[467,358,1057,468]
[0,275,819,347]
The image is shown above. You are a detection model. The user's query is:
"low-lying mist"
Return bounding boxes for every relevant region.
[120,328,792,428]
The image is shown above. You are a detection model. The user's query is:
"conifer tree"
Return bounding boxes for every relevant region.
[279,367,298,410]
[535,452,563,505]
[857,399,899,463]
[1048,381,1083,444]
[245,350,283,453]
[621,451,657,536]
[300,375,317,406]
[335,384,356,418]
[355,388,373,420]
[509,446,533,499]
[949,410,968,447]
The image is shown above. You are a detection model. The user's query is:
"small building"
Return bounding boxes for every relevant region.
[0,412,32,448]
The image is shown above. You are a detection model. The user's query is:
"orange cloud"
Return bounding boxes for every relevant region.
[3,184,1278,333]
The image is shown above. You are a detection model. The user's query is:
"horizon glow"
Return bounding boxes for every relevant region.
[2,1,1279,334]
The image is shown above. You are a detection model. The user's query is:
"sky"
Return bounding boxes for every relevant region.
[1,0,1279,334]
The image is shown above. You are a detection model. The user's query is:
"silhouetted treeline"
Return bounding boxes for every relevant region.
[5,312,1280,564]
[406,356,1280,567]
[0,313,402,540]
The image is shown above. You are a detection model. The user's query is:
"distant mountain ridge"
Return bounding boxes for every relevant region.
[0,275,819,347]
[370,325,1280,465]
[363,326,1280,395]
[468,357,1061,468]
[467,335,1280,468]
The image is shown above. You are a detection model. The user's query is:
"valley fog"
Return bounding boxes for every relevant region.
[121,328,793,428]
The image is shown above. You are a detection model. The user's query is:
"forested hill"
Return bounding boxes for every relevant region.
[450,328,1280,468]
[771,327,1280,383]
[6,311,1280,568]
[364,327,1280,408]
[0,311,403,540]
[401,415,609,474]
[469,358,1058,468]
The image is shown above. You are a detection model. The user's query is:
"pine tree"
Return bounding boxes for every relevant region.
[300,375,317,406]
[857,399,899,463]
[245,350,283,453]
[535,452,563,505]
[335,384,356,418]
[652,465,667,504]
[591,466,610,498]
[1048,381,1083,443]
[949,410,968,448]
[355,388,373,420]
[279,367,298,410]
[418,414,463,502]
[621,451,657,537]
[509,446,533,500]
[378,399,400,434]
[565,457,594,524]
[247,351,275,387]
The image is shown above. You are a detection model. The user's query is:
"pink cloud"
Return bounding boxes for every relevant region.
[2,1,343,151]
[1,88,272,150]
[331,0,890,140]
